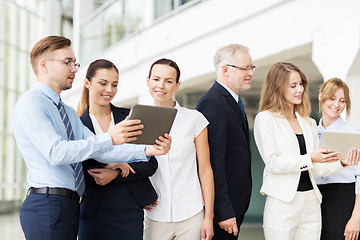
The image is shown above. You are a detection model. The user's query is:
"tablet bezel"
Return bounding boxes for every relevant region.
[128,104,177,145]
[320,130,360,159]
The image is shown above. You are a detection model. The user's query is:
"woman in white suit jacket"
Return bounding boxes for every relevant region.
[254,62,359,240]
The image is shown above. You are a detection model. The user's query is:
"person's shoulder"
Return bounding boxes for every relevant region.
[177,105,201,117]
[255,111,284,125]
[256,110,274,119]
[15,88,47,109]
[341,122,360,132]
[197,90,223,108]
[111,104,130,115]
[308,117,317,126]
[189,107,207,118]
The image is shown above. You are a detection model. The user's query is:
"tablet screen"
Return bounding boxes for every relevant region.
[320,130,360,159]
[128,104,177,145]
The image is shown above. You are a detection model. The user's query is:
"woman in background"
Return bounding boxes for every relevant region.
[77,59,158,240]
[316,78,360,240]
[143,58,214,240]
[254,62,359,240]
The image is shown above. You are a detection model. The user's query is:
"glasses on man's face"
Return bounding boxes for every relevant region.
[46,58,80,70]
[226,64,256,72]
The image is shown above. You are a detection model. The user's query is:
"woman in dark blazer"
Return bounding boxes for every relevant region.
[77,59,158,240]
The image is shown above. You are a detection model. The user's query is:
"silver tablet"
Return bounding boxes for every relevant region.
[320,130,360,159]
[128,104,177,145]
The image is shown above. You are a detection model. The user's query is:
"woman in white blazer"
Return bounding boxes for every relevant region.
[254,62,359,240]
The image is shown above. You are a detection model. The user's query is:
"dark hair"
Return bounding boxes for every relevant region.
[148,58,181,83]
[77,59,119,116]
[30,35,71,74]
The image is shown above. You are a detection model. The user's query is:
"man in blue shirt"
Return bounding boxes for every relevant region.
[13,35,171,240]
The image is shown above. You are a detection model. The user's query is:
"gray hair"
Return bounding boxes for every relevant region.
[213,44,249,75]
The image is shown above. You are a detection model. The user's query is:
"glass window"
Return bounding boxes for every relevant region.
[155,0,174,18]
[1,0,46,201]
[79,0,145,61]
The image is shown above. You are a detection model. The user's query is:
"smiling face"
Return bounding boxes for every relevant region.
[147,64,180,107]
[85,68,119,107]
[283,71,304,108]
[320,87,346,124]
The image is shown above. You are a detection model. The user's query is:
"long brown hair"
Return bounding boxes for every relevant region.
[259,62,311,118]
[319,78,351,117]
[77,59,119,116]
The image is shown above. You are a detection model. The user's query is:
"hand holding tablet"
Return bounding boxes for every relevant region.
[320,131,360,165]
[128,104,177,145]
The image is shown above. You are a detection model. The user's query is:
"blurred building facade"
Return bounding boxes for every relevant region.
[0,0,75,211]
[1,0,360,223]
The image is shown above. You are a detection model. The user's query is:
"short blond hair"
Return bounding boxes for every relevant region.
[319,78,351,117]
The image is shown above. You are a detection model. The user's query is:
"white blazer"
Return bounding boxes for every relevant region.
[254,111,344,203]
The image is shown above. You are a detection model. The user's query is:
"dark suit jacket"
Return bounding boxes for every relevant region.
[79,104,158,219]
[196,81,252,224]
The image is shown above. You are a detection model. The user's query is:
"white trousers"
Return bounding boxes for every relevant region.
[144,209,204,240]
[263,190,321,240]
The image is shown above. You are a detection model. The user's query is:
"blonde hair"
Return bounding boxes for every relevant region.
[259,62,311,119]
[319,78,351,117]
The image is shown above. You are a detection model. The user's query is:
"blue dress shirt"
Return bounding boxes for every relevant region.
[315,117,360,194]
[13,83,147,191]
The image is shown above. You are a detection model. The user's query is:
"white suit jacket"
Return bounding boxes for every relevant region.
[254,111,344,203]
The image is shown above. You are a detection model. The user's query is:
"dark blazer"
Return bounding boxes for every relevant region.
[79,104,158,219]
[196,81,252,225]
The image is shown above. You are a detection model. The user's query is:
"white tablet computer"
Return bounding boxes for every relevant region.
[128,104,177,145]
[320,131,360,159]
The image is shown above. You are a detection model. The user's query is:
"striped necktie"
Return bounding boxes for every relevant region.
[56,100,85,196]
[238,98,246,119]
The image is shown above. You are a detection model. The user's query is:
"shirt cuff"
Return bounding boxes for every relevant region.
[131,144,148,161]
[97,132,114,153]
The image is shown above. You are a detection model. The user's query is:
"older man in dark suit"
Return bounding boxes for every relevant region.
[196,44,255,240]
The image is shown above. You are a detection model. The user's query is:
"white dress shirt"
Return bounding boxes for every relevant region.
[146,102,209,222]
[89,113,115,135]
[316,117,360,194]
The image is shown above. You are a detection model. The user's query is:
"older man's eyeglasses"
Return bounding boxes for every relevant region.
[46,58,80,70]
[226,64,256,72]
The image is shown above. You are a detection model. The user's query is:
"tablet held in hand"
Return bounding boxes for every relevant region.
[128,104,177,145]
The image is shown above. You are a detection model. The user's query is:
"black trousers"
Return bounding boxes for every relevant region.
[20,193,80,240]
[78,183,144,240]
[318,183,355,240]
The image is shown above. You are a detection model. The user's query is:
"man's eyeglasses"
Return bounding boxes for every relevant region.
[46,59,80,70]
[226,64,256,72]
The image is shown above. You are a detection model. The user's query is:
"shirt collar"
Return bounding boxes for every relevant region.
[174,101,181,110]
[318,117,344,140]
[216,80,239,102]
[35,82,61,105]
[319,117,344,131]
